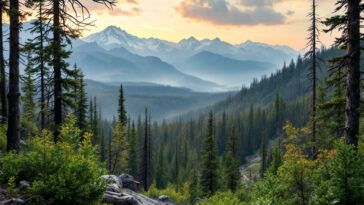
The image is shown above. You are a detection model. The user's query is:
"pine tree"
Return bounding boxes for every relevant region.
[7,0,20,151]
[88,98,93,132]
[50,0,115,142]
[27,0,50,130]
[200,111,219,196]
[189,167,200,203]
[225,126,240,192]
[305,0,319,159]
[141,108,150,190]
[260,129,268,178]
[110,122,128,174]
[0,0,8,124]
[128,121,138,176]
[21,50,37,138]
[323,0,361,146]
[155,145,165,189]
[118,84,127,125]
[267,142,283,175]
[75,70,87,132]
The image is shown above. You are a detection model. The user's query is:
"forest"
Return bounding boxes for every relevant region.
[0,0,363,204]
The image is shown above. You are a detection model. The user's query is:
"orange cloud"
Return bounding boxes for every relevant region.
[176,0,287,26]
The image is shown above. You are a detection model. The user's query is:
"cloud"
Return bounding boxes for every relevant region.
[240,0,281,7]
[176,0,286,26]
[108,7,141,16]
[86,0,141,16]
[121,0,138,5]
[286,10,295,16]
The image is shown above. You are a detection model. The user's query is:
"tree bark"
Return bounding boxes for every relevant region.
[0,1,7,124]
[53,0,62,142]
[345,0,360,146]
[7,0,20,151]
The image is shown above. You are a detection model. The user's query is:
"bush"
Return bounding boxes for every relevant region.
[197,191,246,205]
[145,183,190,204]
[313,142,364,205]
[0,123,7,152]
[0,116,106,205]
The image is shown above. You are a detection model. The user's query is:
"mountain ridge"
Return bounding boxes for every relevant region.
[83,25,298,66]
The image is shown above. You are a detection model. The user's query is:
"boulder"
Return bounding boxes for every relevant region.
[119,174,140,191]
[0,198,25,205]
[101,175,122,187]
[18,181,29,190]
[102,190,160,205]
[106,183,121,193]
[158,195,172,203]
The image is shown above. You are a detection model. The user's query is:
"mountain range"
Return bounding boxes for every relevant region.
[78,26,298,90]
[3,22,299,91]
[83,26,297,67]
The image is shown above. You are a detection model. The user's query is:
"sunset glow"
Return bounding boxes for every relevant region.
[82,0,339,50]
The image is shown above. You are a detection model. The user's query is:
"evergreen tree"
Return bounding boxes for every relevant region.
[155,145,165,189]
[225,126,240,192]
[323,0,361,146]
[50,0,115,142]
[88,98,93,132]
[128,121,138,176]
[141,108,151,190]
[200,111,219,196]
[92,97,98,141]
[305,0,319,159]
[75,70,87,132]
[260,129,268,178]
[0,0,7,124]
[7,0,20,151]
[189,167,200,203]
[21,50,37,138]
[321,142,364,204]
[267,142,283,175]
[110,121,128,174]
[27,0,50,130]
[118,84,127,125]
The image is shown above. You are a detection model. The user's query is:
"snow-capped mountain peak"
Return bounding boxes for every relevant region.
[177,37,201,50]
[82,25,298,66]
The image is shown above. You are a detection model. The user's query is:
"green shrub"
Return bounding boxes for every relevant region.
[145,183,190,204]
[6,176,18,198]
[0,116,106,205]
[197,191,246,205]
[0,123,6,152]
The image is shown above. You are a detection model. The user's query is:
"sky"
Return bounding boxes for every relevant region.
[82,0,339,50]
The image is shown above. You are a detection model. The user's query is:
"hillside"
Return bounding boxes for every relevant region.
[146,47,342,187]
[85,80,232,120]
[180,51,273,87]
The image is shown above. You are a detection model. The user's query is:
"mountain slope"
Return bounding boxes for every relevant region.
[69,43,222,92]
[180,51,274,87]
[85,80,232,120]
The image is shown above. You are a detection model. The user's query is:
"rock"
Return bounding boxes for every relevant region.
[194,197,203,204]
[106,183,121,193]
[158,195,172,203]
[119,174,140,191]
[101,175,122,188]
[0,198,25,205]
[102,190,161,205]
[18,181,29,190]
[102,191,139,205]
